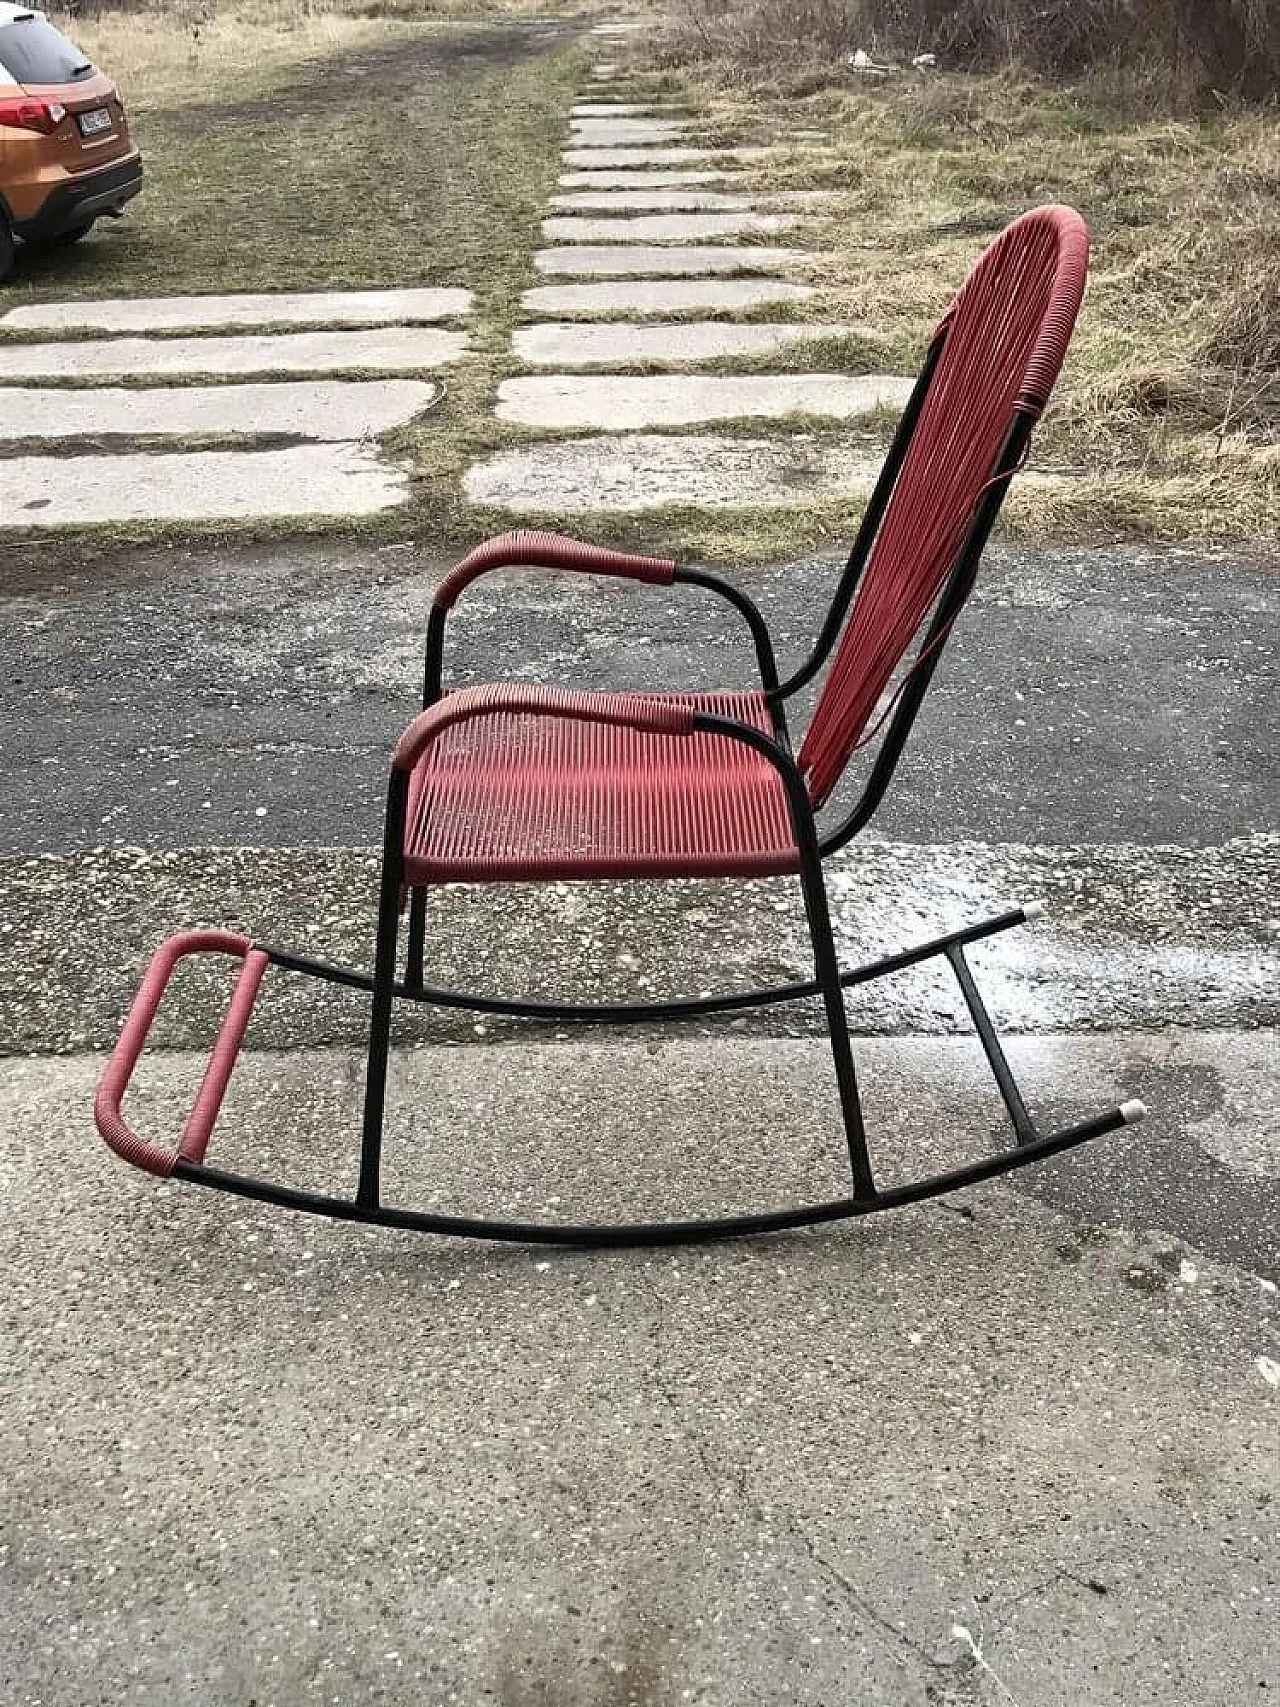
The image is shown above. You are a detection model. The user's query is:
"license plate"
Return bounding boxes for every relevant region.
[78,108,113,137]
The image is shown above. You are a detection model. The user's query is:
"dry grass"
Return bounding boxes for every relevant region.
[55,0,590,108]
[632,22,1280,548]
[7,0,1274,560]
[665,0,1280,100]
[53,2,392,109]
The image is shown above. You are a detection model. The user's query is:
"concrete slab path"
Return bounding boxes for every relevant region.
[521,277,816,315]
[562,146,769,168]
[511,320,865,367]
[570,103,685,117]
[0,326,468,382]
[0,287,472,335]
[0,443,408,527]
[494,373,914,430]
[463,431,1061,511]
[533,244,802,276]
[550,190,758,212]
[463,431,871,509]
[568,118,692,142]
[543,212,799,242]
[0,379,442,442]
[558,168,739,187]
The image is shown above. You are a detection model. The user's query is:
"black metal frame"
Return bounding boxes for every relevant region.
[172,898,1139,1246]
[109,333,1146,1246]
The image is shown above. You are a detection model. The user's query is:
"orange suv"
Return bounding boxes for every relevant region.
[0,3,141,280]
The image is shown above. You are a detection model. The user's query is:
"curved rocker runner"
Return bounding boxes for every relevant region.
[95,206,1148,1246]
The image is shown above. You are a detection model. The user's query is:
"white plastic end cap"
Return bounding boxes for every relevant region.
[1022,899,1046,921]
[1119,1099,1148,1126]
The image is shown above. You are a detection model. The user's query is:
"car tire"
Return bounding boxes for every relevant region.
[30,218,96,249]
[0,214,13,282]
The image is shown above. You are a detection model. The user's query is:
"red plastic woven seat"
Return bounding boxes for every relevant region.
[402,689,798,883]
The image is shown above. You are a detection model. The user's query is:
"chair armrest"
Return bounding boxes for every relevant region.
[689,708,818,849]
[434,529,677,611]
[392,684,694,774]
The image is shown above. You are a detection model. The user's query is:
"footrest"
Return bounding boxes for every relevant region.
[94,930,270,1177]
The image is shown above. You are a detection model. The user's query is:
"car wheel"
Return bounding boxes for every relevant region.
[0,214,13,281]
[30,218,96,249]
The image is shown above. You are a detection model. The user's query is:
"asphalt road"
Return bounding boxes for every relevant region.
[2,530,1277,1706]
[1,536,1275,853]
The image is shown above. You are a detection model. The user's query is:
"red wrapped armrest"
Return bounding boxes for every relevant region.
[434,530,677,611]
[391,683,693,773]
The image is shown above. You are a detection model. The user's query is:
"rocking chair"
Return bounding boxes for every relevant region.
[96,204,1147,1245]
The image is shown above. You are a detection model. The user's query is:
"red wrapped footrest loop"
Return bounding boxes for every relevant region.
[94,930,269,1177]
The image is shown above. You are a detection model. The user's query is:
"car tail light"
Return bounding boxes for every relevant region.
[0,98,68,135]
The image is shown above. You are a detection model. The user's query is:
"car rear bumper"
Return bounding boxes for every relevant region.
[10,152,142,240]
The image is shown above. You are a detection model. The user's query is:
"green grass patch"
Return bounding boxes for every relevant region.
[7,21,584,304]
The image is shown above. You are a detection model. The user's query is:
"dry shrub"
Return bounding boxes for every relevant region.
[1073,366,1279,443]
[667,0,1280,101]
[1199,235,1280,376]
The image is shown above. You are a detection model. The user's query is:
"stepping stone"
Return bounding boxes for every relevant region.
[570,104,683,117]
[562,146,771,168]
[462,433,871,512]
[465,433,1063,513]
[495,373,914,430]
[0,379,443,443]
[0,288,472,335]
[534,245,802,277]
[0,443,407,528]
[513,321,866,368]
[568,120,692,143]
[543,213,798,243]
[550,190,757,212]
[558,169,737,188]
[0,327,467,382]
[521,277,816,316]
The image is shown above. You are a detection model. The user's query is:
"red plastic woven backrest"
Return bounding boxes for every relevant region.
[798,206,1090,806]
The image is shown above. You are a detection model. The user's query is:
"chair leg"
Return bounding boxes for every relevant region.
[405,888,427,995]
[358,780,410,1210]
[795,844,877,1203]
